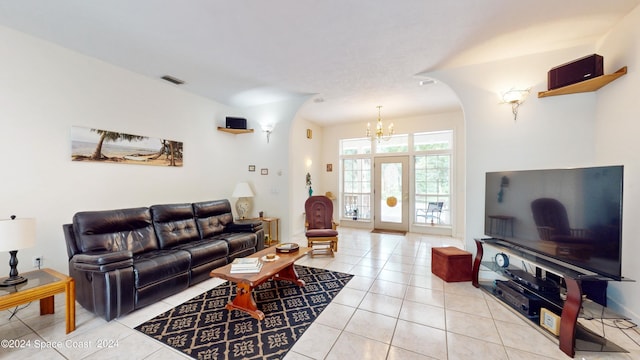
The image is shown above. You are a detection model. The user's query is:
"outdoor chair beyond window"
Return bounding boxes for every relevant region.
[416,201,444,224]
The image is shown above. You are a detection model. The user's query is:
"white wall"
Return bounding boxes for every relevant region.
[0,26,296,276]
[593,4,640,320]
[242,96,309,241]
[288,113,324,235]
[435,45,599,250]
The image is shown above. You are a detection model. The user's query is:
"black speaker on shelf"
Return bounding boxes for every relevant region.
[225,117,247,129]
[547,54,603,90]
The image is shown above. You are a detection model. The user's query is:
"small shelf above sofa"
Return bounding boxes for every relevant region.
[217,127,254,134]
[538,66,627,98]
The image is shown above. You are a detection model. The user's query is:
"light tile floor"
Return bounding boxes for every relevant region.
[2,227,639,359]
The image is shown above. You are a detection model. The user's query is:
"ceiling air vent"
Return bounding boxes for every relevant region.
[161,75,185,85]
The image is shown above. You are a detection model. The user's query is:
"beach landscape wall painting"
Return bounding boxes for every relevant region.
[71,126,183,167]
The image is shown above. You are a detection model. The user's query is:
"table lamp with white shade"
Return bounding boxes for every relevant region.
[232,182,255,219]
[0,216,36,287]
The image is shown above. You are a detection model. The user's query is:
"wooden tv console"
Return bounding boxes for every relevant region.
[472,238,628,358]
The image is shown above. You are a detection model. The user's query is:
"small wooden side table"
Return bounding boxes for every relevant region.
[253,217,280,246]
[0,268,75,333]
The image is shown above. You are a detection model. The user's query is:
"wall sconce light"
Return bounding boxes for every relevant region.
[501,88,530,120]
[261,124,275,143]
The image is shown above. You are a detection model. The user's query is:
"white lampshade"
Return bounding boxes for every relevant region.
[0,218,36,252]
[232,182,254,198]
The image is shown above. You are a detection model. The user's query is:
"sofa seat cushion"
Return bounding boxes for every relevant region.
[212,232,257,255]
[133,249,191,288]
[173,239,229,268]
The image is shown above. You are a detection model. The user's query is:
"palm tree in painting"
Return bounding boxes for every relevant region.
[167,140,182,166]
[149,139,183,166]
[90,130,147,160]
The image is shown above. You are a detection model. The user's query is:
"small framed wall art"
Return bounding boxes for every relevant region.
[261,168,268,175]
[248,165,256,172]
[306,129,312,139]
[326,163,333,172]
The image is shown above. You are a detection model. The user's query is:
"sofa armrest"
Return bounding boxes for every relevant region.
[71,251,133,272]
[226,220,263,233]
[226,220,265,251]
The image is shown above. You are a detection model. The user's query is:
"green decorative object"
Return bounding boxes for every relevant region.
[306,172,313,197]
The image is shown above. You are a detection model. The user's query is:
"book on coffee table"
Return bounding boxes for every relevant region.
[231,257,259,266]
[230,263,263,274]
[230,258,263,273]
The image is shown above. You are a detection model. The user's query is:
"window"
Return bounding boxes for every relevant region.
[342,158,371,220]
[340,138,372,220]
[340,138,371,155]
[414,131,452,151]
[375,134,408,153]
[339,130,454,227]
[414,131,452,225]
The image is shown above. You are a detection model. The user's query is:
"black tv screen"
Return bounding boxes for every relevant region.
[485,166,623,280]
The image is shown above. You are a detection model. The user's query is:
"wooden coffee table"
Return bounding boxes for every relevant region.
[0,268,75,333]
[210,246,310,320]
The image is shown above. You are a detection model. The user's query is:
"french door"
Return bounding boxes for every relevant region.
[373,156,409,231]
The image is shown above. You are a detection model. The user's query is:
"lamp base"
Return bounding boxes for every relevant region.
[1,249,27,287]
[0,275,28,287]
[235,197,252,220]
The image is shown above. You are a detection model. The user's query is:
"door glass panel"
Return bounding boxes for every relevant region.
[380,162,402,223]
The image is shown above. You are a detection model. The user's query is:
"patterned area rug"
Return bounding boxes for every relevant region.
[135,265,353,359]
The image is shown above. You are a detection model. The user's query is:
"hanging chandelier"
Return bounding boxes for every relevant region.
[366,105,394,143]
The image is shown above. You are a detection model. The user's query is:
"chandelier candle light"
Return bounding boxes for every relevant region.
[366,105,394,143]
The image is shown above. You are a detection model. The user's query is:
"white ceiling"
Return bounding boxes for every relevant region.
[0,1,638,125]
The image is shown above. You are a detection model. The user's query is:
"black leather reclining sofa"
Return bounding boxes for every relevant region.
[63,199,264,321]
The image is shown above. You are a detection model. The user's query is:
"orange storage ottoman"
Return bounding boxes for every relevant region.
[431,246,472,282]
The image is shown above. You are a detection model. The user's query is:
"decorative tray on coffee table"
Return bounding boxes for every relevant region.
[275,243,299,253]
[261,255,280,262]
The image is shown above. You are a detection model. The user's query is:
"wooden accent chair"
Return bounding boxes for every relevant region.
[304,195,338,257]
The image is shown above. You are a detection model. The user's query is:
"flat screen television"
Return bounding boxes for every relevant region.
[485,165,623,280]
